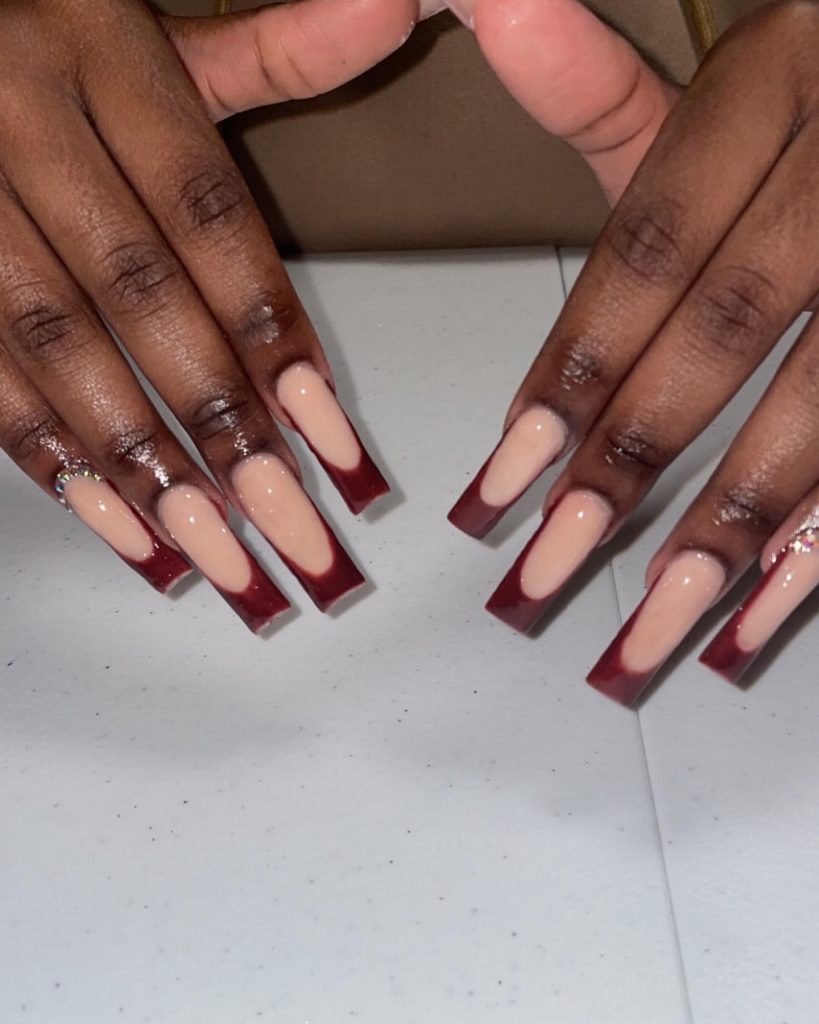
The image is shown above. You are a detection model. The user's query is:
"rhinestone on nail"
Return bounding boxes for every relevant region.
[792,528,818,555]
[54,462,104,512]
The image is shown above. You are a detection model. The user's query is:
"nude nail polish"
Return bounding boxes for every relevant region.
[158,484,289,632]
[56,465,191,593]
[487,490,612,633]
[419,0,447,17]
[444,0,475,27]
[232,453,365,612]
[276,362,389,515]
[448,405,567,539]
[701,528,819,683]
[588,550,726,706]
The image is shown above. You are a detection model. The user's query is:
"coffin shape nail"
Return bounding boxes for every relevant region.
[448,406,566,539]
[487,490,612,632]
[56,465,191,593]
[233,453,365,612]
[587,550,725,706]
[158,484,289,632]
[276,362,389,515]
[701,529,819,684]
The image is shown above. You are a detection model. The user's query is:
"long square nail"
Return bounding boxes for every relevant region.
[701,528,819,683]
[158,484,289,632]
[487,490,612,632]
[448,406,566,539]
[56,464,191,593]
[587,550,725,706]
[276,362,389,515]
[232,453,365,612]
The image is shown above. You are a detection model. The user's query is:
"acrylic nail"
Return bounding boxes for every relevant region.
[701,528,819,683]
[487,490,612,633]
[419,0,447,17]
[158,484,289,632]
[276,362,389,515]
[56,464,191,593]
[444,0,475,27]
[587,550,726,706]
[448,405,567,539]
[232,453,365,612]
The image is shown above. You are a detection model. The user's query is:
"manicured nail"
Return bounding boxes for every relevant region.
[232,453,365,612]
[448,405,567,539]
[487,490,612,633]
[419,0,447,17]
[588,550,726,707]
[444,0,475,27]
[158,484,289,632]
[56,464,191,593]
[701,528,819,683]
[276,362,389,515]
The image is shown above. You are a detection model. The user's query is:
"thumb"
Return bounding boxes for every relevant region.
[162,0,424,122]
[449,0,679,204]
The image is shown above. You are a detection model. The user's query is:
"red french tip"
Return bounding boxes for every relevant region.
[448,459,504,540]
[485,521,556,633]
[123,538,192,594]
[301,427,389,516]
[216,558,291,634]
[586,613,654,708]
[278,530,366,613]
[699,619,757,684]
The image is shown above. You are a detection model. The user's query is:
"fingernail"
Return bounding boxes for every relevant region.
[588,550,726,706]
[56,464,191,593]
[448,405,567,539]
[419,0,447,18]
[487,490,612,632]
[701,528,819,683]
[232,453,365,612]
[276,362,389,515]
[444,0,475,27]
[158,484,289,632]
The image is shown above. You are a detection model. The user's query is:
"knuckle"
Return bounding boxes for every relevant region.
[103,426,163,474]
[555,337,607,392]
[187,383,259,442]
[601,422,666,477]
[99,240,179,319]
[691,266,777,358]
[4,284,89,363]
[4,411,63,462]
[173,164,252,239]
[234,293,305,351]
[606,199,687,286]
[714,484,782,536]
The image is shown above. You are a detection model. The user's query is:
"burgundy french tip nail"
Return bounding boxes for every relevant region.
[587,551,726,707]
[487,490,613,633]
[276,362,390,516]
[448,406,567,539]
[124,541,192,594]
[217,558,291,634]
[701,528,819,685]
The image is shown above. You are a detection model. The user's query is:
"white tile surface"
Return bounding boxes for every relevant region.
[561,248,819,1023]
[0,251,692,1023]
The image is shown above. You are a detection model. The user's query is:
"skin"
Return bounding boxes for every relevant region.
[0,0,421,588]
[464,0,819,678]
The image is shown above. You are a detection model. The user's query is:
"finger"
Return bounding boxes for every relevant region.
[487,124,819,633]
[164,0,422,121]
[458,0,678,203]
[587,309,819,704]
[0,344,191,594]
[83,2,389,514]
[448,8,799,539]
[0,191,289,632]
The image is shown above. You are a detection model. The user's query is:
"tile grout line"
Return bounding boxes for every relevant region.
[556,248,695,1024]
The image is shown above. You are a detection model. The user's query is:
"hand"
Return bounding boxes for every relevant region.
[448,0,819,702]
[0,0,424,630]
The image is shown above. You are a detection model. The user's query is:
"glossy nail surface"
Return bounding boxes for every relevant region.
[276,362,389,515]
[588,551,725,706]
[448,405,567,539]
[701,529,819,683]
[444,0,475,27]
[487,490,612,632]
[233,453,365,611]
[57,465,190,593]
[158,484,289,632]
